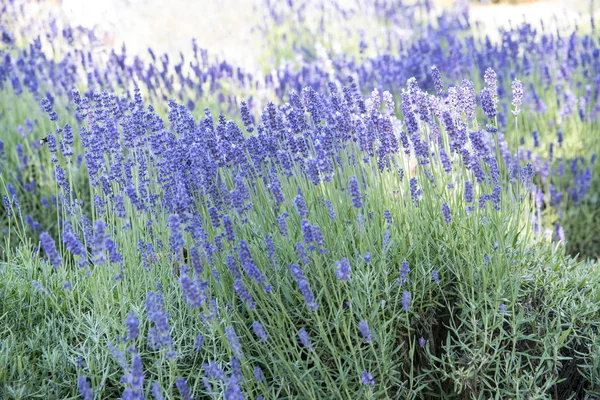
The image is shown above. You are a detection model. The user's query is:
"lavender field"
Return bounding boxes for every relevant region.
[1,0,600,399]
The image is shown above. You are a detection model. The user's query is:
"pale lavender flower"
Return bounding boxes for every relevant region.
[224,374,244,400]
[511,79,523,115]
[361,370,375,385]
[152,382,165,400]
[126,311,139,341]
[252,321,268,342]
[359,320,372,342]
[442,203,452,223]
[77,376,93,400]
[402,291,412,311]
[348,175,363,208]
[289,264,318,311]
[254,366,264,382]
[176,377,194,400]
[40,231,62,267]
[298,328,312,350]
[335,258,351,281]
[398,261,410,285]
[226,325,243,358]
[195,332,204,351]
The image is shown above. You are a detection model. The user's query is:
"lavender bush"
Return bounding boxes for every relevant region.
[0,0,599,399]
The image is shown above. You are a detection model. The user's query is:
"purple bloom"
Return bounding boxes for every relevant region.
[348,175,363,208]
[384,209,392,224]
[432,270,439,283]
[312,225,326,253]
[77,376,93,400]
[238,240,268,291]
[122,352,144,400]
[326,200,337,219]
[460,79,476,120]
[126,312,139,341]
[277,212,289,236]
[203,360,226,381]
[419,337,426,348]
[176,377,194,400]
[361,370,375,386]
[409,177,420,204]
[289,264,318,311]
[224,374,244,400]
[442,203,452,223]
[484,68,497,95]
[465,181,474,203]
[231,357,243,384]
[359,320,372,342]
[398,261,410,285]
[145,291,175,358]
[499,304,507,314]
[40,231,62,267]
[168,214,185,261]
[301,219,314,246]
[32,280,50,296]
[91,219,108,265]
[179,274,208,307]
[479,88,496,119]
[254,366,264,382]
[383,230,391,249]
[226,325,243,358]
[511,79,523,115]
[430,65,444,94]
[223,214,235,241]
[402,291,412,311]
[195,332,204,351]
[296,242,310,264]
[298,328,313,350]
[152,382,165,400]
[294,189,309,218]
[208,206,221,228]
[240,100,254,132]
[252,321,268,342]
[234,280,256,308]
[335,258,351,281]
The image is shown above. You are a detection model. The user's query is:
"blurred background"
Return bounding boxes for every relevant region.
[12,0,597,73]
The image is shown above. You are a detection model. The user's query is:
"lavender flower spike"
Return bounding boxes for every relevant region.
[359,320,372,342]
[348,175,363,208]
[511,79,523,116]
[335,258,351,281]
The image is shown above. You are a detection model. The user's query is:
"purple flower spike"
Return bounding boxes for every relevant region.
[442,203,452,223]
[348,175,363,208]
[40,231,62,267]
[126,311,139,342]
[361,370,375,386]
[298,328,313,350]
[77,376,93,400]
[359,320,372,342]
[289,264,318,311]
[226,325,243,359]
[511,79,523,115]
[402,291,412,311]
[176,377,194,400]
[252,321,268,342]
[335,258,351,281]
